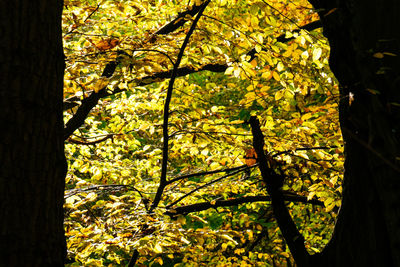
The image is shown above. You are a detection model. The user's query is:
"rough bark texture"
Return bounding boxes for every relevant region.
[0,1,66,266]
[308,0,400,266]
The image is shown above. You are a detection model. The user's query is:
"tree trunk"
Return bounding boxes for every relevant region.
[308,0,400,266]
[0,1,66,266]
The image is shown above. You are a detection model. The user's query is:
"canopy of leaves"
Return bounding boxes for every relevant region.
[63,0,343,265]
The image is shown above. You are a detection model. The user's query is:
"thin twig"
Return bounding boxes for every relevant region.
[166,164,251,185]
[271,146,339,157]
[165,168,244,208]
[166,194,324,216]
[67,134,118,145]
[150,0,211,212]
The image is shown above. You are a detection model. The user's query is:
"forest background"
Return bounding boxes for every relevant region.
[62,0,343,266]
[60,0,347,265]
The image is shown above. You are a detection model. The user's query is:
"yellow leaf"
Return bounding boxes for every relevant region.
[233,67,241,78]
[93,77,109,93]
[247,230,253,240]
[269,16,276,27]
[272,71,280,81]
[180,236,190,244]
[312,47,322,61]
[85,192,97,202]
[234,248,245,255]
[154,257,163,265]
[373,52,384,58]
[325,202,336,212]
[177,215,186,225]
[275,90,283,101]
[261,70,272,80]
[301,50,309,59]
[281,251,290,258]
[92,168,102,180]
[383,52,397,56]
[307,191,316,200]
[221,234,238,245]
[225,66,234,75]
[154,243,163,254]
[276,62,284,72]
[301,113,312,121]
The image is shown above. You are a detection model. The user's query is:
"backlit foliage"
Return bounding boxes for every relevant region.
[63,0,343,265]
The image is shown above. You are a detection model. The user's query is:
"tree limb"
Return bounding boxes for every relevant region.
[249,116,310,266]
[149,0,210,212]
[155,1,210,35]
[166,164,250,185]
[67,133,118,145]
[165,194,323,216]
[247,20,322,60]
[165,167,244,209]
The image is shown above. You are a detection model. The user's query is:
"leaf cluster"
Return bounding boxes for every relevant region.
[63,0,343,266]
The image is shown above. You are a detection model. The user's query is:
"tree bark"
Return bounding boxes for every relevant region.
[308,0,400,266]
[0,1,67,266]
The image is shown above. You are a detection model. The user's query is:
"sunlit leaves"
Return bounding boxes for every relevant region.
[63,0,343,265]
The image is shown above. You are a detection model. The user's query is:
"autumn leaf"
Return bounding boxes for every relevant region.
[88,38,120,51]
[244,148,258,166]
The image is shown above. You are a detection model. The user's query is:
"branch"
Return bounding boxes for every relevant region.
[67,133,118,145]
[155,1,210,35]
[63,63,228,111]
[166,164,250,185]
[272,146,338,157]
[62,63,226,140]
[165,194,323,216]
[64,184,130,199]
[165,167,244,208]
[149,0,210,212]
[247,20,322,60]
[127,249,139,267]
[64,88,108,139]
[136,63,227,86]
[249,116,310,266]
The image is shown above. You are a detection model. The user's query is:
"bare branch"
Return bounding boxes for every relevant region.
[150,0,211,212]
[272,146,338,157]
[155,1,210,35]
[67,134,118,145]
[166,164,250,185]
[165,194,324,216]
[165,167,244,209]
[64,184,130,199]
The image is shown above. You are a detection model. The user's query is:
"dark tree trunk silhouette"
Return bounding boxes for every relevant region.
[307,0,400,266]
[0,1,67,266]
